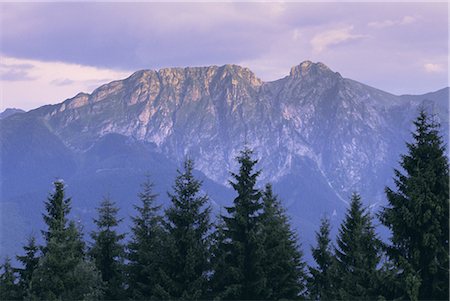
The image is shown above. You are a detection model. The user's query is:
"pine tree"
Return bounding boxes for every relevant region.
[159,159,211,299]
[90,196,126,300]
[211,148,266,300]
[260,183,306,300]
[16,236,40,298]
[0,257,20,300]
[31,181,103,300]
[41,180,71,245]
[308,217,335,300]
[127,177,164,300]
[379,110,449,300]
[334,193,382,300]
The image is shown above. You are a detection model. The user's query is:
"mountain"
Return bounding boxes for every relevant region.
[0,108,25,119]
[1,61,448,260]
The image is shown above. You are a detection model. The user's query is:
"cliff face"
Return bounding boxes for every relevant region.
[1,61,448,258]
[32,61,447,201]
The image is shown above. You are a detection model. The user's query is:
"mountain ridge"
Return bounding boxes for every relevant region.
[0,108,25,119]
[30,61,447,115]
[1,61,448,260]
[14,60,449,204]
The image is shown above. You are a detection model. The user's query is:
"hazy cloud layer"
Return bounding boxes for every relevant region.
[0,62,36,81]
[368,16,417,28]
[0,2,448,110]
[424,63,445,73]
[50,78,75,86]
[311,26,367,52]
[1,56,131,110]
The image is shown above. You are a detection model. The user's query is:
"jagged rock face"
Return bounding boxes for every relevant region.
[2,60,448,260]
[35,61,447,202]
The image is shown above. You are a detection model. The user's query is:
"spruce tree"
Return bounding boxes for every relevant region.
[127,177,164,300]
[308,217,335,300]
[31,181,103,300]
[41,180,71,245]
[334,193,382,300]
[0,257,20,300]
[211,148,266,300]
[90,196,126,300]
[159,159,211,299]
[260,183,306,300]
[16,236,40,298]
[379,110,449,300]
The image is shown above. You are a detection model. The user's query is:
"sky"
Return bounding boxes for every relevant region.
[0,1,448,111]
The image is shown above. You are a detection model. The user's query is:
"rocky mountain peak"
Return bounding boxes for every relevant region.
[154,64,263,87]
[217,64,263,87]
[0,108,25,119]
[289,61,340,80]
[2,61,448,262]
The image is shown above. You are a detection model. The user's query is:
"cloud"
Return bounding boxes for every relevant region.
[0,3,283,71]
[311,26,367,52]
[0,62,36,81]
[0,2,447,105]
[368,16,417,29]
[292,28,302,41]
[50,78,75,86]
[1,56,131,111]
[424,63,445,73]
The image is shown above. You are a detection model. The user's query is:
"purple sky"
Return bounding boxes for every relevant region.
[0,1,448,111]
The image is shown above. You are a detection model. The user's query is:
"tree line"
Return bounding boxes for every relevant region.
[0,110,448,300]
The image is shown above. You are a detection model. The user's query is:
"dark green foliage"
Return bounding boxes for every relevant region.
[127,177,165,300]
[380,110,449,300]
[158,159,211,299]
[16,236,40,298]
[376,258,405,301]
[308,217,335,300]
[30,181,103,300]
[334,193,382,300]
[41,180,71,244]
[261,184,306,300]
[0,257,21,300]
[209,218,229,299]
[211,148,266,300]
[90,196,126,300]
[31,221,103,300]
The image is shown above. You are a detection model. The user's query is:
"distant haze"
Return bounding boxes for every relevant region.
[0,2,448,111]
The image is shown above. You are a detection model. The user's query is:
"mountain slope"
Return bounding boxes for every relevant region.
[1,61,448,259]
[0,108,25,119]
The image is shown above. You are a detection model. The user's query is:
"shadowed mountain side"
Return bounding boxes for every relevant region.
[1,61,448,260]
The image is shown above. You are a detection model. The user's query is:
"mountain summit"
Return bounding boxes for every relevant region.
[289,61,338,78]
[1,61,448,258]
[0,108,25,119]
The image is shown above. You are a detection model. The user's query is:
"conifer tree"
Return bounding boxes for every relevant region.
[41,180,71,245]
[159,159,211,299]
[127,177,164,300]
[379,110,449,300]
[308,217,335,300]
[0,257,20,300]
[334,193,382,300]
[209,218,229,299]
[90,196,126,300]
[16,236,40,298]
[211,148,266,300]
[31,181,103,300]
[260,184,306,300]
